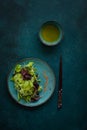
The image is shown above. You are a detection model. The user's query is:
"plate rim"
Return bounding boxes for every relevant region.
[7,57,56,107]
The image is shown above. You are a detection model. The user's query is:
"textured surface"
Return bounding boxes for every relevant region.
[0,0,87,130]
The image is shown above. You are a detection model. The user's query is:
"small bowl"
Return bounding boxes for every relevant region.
[39,21,63,46]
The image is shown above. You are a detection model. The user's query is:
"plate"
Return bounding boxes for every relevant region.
[7,58,56,107]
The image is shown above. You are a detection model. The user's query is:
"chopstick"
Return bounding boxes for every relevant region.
[58,56,62,109]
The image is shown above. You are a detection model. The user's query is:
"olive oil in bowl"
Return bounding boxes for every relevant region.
[39,21,63,46]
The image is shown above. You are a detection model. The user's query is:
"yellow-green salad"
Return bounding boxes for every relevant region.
[11,62,42,102]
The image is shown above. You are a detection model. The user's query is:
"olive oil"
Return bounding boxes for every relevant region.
[41,24,60,43]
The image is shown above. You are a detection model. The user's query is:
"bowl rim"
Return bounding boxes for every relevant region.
[39,20,63,46]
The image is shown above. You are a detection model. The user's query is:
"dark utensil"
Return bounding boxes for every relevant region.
[58,56,62,109]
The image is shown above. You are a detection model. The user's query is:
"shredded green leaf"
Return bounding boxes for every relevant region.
[11,62,42,102]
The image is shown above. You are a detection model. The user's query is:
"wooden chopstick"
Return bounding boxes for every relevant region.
[58,56,62,109]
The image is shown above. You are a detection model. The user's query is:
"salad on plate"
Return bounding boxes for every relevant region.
[11,62,42,102]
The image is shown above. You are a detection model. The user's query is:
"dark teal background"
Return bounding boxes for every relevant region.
[0,0,87,130]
